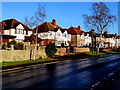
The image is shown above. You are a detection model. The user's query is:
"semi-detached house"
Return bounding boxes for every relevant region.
[34,19,71,47]
[1,18,120,49]
[0,19,33,43]
[67,26,91,47]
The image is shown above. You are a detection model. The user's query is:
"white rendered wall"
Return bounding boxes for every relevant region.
[4,30,10,35]
[38,29,71,46]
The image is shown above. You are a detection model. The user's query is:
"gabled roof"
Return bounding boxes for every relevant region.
[116,36,120,39]
[1,19,33,31]
[34,22,63,33]
[67,26,84,35]
[102,32,110,38]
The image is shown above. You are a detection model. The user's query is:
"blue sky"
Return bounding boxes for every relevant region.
[1,2,119,34]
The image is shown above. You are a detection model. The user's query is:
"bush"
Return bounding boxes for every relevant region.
[1,43,7,49]
[18,42,24,50]
[8,40,23,50]
[45,42,57,57]
[8,40,17,45]
[14,44,19,50]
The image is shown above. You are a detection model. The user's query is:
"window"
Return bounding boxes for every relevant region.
[26,31,28,35]
[57,33,60,36]
[16,39,23,42]
[65,41,67,45]
[16,29,24,34]
[41,41,44,45]
[64,34,67,37]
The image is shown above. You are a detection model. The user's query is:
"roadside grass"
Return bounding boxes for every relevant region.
[102,50,119,54]
[1,58,57,67]
[84,52,106,56]
[85,50,119,56]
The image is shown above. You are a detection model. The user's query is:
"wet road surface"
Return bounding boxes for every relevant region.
[2,54,120,89]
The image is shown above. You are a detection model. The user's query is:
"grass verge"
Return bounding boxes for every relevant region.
[1,58,57,68]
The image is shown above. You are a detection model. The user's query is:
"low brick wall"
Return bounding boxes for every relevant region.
[56,48,67,56]
[0,46,47,62]
[102,49,112,51]
[74,48,90,53]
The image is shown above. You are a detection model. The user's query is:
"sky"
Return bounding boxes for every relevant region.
[1,1,119,35]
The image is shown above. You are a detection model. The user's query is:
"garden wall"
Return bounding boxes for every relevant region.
[0,46,47,62]
[56,48,67,56]
[74,48,90,53]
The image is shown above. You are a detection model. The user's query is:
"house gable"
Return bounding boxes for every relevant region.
[16,24,24,29]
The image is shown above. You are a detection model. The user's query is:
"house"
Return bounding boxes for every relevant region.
[94,31,120,48]
[0,19,33,43]
[24,34,43,45]
[67,26,91,47]
[116,35,120,48]
[34,19,71,47]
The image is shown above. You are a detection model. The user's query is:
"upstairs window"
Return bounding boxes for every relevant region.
[57,32,60,36]
[16,29,24,34]
[64,34,67,37]
[26,31,28,35]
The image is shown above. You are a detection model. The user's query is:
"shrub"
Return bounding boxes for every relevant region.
[18,42,24,50]
[8,40,23,50]
[1,43,7,49]
[8,40,17,45]
[45,42,57,57]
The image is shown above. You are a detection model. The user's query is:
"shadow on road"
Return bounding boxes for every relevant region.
[46,63,57,72]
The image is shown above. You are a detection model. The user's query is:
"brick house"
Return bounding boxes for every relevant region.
[67,26,91,47]
[0,19,33,43]
[34,19,71,47]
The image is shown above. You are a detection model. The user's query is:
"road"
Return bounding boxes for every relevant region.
[2,54,120,89]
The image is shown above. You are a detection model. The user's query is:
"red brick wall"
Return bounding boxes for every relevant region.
[2,39,9,43]
[102,49,112,51]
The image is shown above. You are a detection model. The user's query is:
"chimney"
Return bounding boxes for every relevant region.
[1,21,4,34]
[104,31,107,34]
[52,19,56,26]
[78,26,81,30]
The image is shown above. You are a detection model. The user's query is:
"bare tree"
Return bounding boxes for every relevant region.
[24,3,46,60]
[83,2,117,50]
